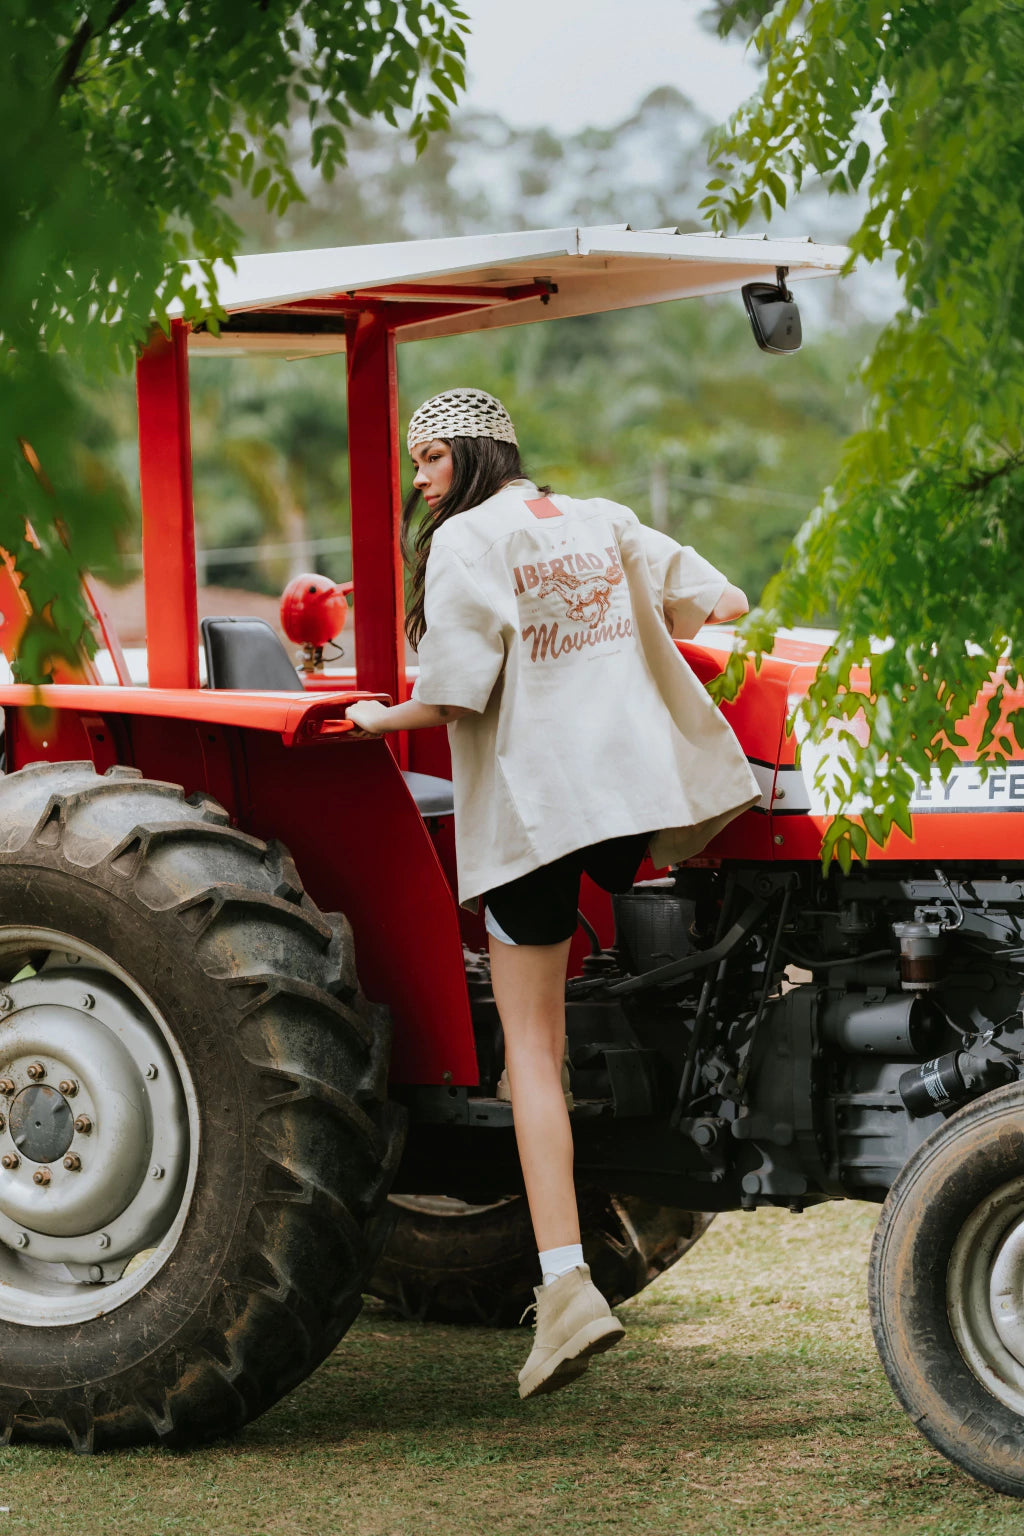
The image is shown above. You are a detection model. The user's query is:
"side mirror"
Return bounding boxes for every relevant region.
[742,269,802,354]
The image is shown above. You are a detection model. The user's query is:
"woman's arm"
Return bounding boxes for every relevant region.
[631,520,746,637]
[345,698,474,737]
[706,582,749,624]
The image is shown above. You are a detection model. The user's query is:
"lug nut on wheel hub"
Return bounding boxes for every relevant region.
[63,1154,81,1171]
[1,1153,19,1170]
[26,1063,45,1081]
[73,1115,92,1134]
[32,1168,51,1186]
[0,1080,14,1097]
[58,1079,78,1097]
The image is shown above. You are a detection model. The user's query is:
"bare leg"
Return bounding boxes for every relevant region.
[488,934,580,1252]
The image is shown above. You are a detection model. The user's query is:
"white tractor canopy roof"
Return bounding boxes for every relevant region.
[182,225,851,358]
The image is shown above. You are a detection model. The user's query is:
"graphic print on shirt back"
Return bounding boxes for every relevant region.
[539,560,623,627]
[513,540,634,665]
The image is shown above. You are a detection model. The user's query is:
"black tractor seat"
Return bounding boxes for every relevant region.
[200,616,455,820]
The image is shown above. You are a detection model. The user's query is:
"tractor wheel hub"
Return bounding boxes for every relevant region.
[0,966,189,1272]
[9,1084,74,1164]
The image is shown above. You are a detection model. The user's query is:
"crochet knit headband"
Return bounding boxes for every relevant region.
[406,388,518,453]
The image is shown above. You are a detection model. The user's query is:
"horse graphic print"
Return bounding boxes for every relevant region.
[514,545,634,666]
[538,561,624,628]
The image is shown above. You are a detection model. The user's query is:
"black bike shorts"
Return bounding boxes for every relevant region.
[482,831,651,947]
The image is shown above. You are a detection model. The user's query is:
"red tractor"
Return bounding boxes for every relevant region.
[0,227,1022,1496]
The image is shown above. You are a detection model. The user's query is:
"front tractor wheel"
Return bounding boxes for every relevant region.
[0,762,402,1450]
[870,1083,1024,1497]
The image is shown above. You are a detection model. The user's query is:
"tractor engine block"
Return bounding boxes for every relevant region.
[609,865,1024,1209]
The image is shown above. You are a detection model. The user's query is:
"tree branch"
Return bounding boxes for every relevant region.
[54,0,139,104]
[960,454,1024,497]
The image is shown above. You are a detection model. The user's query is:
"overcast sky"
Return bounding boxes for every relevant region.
[458,0,761,131]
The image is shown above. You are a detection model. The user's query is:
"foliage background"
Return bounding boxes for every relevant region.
[89,86,877,612]
[702,0,1024,867]
[2,0,469,676]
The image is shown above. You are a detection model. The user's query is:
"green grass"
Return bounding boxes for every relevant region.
[0,1202,1018,1535]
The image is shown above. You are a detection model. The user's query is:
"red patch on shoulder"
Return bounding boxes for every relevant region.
[525,497,563,520]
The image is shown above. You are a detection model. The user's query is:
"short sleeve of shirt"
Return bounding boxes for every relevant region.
[633,524,729,639]
[411,543,506,712]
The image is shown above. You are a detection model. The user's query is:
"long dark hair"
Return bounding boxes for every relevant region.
[402,436,548,649]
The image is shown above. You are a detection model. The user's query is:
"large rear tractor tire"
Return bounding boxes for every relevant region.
[870,1082,1024,1497]
[0,761,402,1450]
[370,1188,713,1326]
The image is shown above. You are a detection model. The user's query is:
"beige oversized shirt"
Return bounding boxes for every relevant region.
[412,479,761,907]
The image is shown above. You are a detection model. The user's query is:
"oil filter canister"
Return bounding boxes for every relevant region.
[899,1049,1016,1117]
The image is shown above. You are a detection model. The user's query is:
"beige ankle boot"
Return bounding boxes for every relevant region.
[497,1038,573,1110]
[517,1265,625,1400]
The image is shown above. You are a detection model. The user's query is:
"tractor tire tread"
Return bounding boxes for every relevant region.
[0,762,403,1450]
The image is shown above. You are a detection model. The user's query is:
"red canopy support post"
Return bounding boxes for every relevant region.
[346,310,406,712]
[137,319,199,689]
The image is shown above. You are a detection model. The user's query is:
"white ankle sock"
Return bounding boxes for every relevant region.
[539,1243,584,1285]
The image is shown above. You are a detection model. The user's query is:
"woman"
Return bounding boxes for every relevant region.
[346,388,760,1400]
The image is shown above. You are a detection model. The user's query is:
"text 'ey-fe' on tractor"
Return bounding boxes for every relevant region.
[0,227,1022,1495]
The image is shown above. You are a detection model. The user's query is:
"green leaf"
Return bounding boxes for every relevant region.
[861,809,885,847]
[433,71,458,104]
[848,139,870,190]
[766,169,787,209]
[820,816,851,873]
[892,798,914,843]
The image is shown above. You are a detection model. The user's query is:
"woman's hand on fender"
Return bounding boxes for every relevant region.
[345,700,391,737]
[346,697,475,737]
